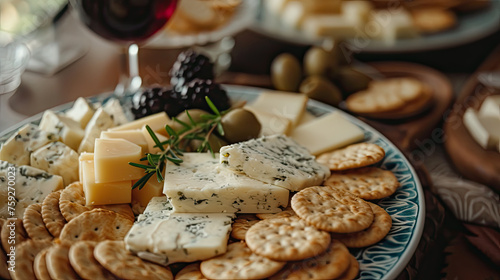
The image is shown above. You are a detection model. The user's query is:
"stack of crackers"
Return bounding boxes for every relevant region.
[345,77,433,119]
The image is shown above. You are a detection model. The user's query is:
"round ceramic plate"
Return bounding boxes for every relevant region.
[0,85,425,280]
[251,0,500,52]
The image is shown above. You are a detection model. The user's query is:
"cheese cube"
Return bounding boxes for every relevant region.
[78,108,115,153]
[30,141,79,186]
[132,174,164,207]
[250,91,308,126]
[164,153,289,213]
[220,135,330,192]
[39,110,85,151]
[100,130,149,154]
[108,112,169,136]
[103,99,129,126]
[370,9,418,44]
[479,95,500,119]
[290,112,364,155]
[244,106,292,136]
[463,108,500,150]
[64,97,95,129]
[141,126,169,154]
[79,152,94,182]
[342,1,373,25]
[94,138,144,183]
[0,124,57,165]
[125,196,234,265]
[302,14,361,38]
[81,159,131,205]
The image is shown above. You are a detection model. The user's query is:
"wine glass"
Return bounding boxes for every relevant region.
[69,0,178,96]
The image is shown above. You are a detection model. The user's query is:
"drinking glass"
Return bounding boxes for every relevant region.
[69,0,178,96]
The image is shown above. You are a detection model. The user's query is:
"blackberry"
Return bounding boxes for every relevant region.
[177,79,231,113]
[169,50,214,88]
[131,87,184,119]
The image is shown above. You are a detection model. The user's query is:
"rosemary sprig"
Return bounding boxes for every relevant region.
[130,97,226,190]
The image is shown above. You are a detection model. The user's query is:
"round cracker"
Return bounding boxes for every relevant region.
[59,209,133,242]
[337,254,360,280]
[291,186,374,233]
[41,190,66,237]
[69,240,117,280]
[59,182,91,222]
[201,242,286,279]
[231,215,260,240]
[269,239,351,280]
[45,243,81,280]
[34,248,52,280]
[256,208,296,220]
[98,204,135,221]
[411,8,456,33]
[245,216,331,261]
[9,239,52,280]
[174,262,206,280]
[332,202,392,248]
[317,143,385,171]
[324,167,400,200]
[1,218,28,254]
[23,203,53,240]
[94,240,173,280]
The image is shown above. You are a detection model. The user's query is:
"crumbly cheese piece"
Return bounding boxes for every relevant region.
[290,112,365,155]
[81,159,131,205]
[108,112,169,137]
[249,91,308,126]
[93,138,144,183]
[0,161,63,218]
[164,153,289,213]
[0,124,57,165]
[30,141,79,186]
[125,197,234,265]
[220,135,330,192]
[100,130,149,154]
[479,95,500,119]
[103,98,129,126]
[78,108,115,153]
[244,106,292,136]
[64,97,95,129]
[39,110,85,151]
[463,108,500,150]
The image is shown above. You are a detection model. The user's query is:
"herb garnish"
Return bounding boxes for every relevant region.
[129,96,227,190]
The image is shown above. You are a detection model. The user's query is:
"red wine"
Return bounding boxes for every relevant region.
[72,0,177,42]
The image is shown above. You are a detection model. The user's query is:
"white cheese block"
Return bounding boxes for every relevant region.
[108,112,170,137]
[479,95,500,119]
[94,138,144,183]
[290,112,365,155]
[164,153,289,213]
[30,141,79,186]
[250,91,308,126]
[81,159,131,205]
[78,108,115,153]
[220,135,330,192]
[302,14,361,38]
[100,130,149,154]
[78,152,94,182]
[463,108,500,150]
[369,9,418,44]
[125,196,234,265]
[297,110,317,126]
[341,0,373,25]
[141,126,169,154]
[39,110,85,151]
[244,106,292,136]
[0,161,63,219]
[103,98,129,126]
[0,124,57,165]
[64,97,95,129]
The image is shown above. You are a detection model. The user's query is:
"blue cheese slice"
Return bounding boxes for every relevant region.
[163,153,289,213]
[220,135,330,192]
[125,197,234,265]
[103,98,130,126]
[30,141,79,186]
[0,161,63,218]
[0,124,57,165]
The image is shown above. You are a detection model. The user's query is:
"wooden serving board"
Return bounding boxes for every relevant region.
[444,45,500,193]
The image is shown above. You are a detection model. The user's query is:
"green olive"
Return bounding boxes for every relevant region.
[221,108,261,143]
[299,76,343,106]
[271,53,302,91]
[303,47,338,76]
[189,134,228,153]
[336,67,373,96]
[169,109,209,132]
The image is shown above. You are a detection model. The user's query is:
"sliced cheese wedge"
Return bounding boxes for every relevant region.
[108,112,169,136]
[94,138,144,183]
[250,91,308,126]
[101,130,149,154]
[65,97,95,129]
[244,106,292,136]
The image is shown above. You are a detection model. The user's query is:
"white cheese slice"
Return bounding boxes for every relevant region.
[265,0,292,15]
[103,98,130,126]
[290,112,365,155]
[479,95,500,119]
[39,110,85,151]
[78,108,115,153]
[64,97,95,129]
[244,106,292,136]
[0,124,57,165]
[78,152,94,182]
[164,153,289,213]
[0,161,63,219]
[108,112,170,137]
[463,108,500,150]
[220,135,330,192]
[30,141,79,186]
[250,91,308,126]
[297,110,317,126]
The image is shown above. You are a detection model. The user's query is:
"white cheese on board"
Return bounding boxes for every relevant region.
[464,108,500,150]
[64,97,95,129]
[108,112,169,137]
[248,91,308,126]
[244,106,292,136]
[103,98,130,126]
[479,95,500,119]
[78,108,115,153]
[39,110,85,151]
[30,141,79,186]
[93,138,144,183]
[220,135,330,192]
[164,153,289,213]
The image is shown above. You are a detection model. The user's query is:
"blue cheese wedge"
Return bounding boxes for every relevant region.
[0,161,63,218]
[0,124,57,165]
[30,141,79,186]
[163,153,289,213]
[103,98,129,126]
[64,97,96,129]
[220,135,330,192]
[39,110,85,151]
[125,197,234,265]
